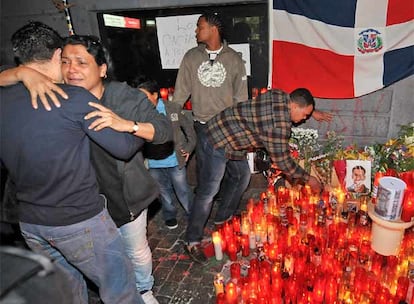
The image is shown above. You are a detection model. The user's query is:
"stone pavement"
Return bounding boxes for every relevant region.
[0,171,267,304]
[148,173,268,304]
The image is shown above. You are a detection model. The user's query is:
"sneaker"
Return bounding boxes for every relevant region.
[140,290,159,304]
[185,244,208,265]
[165,218,178,229]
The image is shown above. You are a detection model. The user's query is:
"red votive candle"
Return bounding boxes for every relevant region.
[271,273,282,295]
[223,221,233,238]
[241,281,251,303]
[258,297,268,304]
[396,276,409,301]
[399,171,414,190]
[258,278,270,300]
[250,258,259,271]
[160,87,168,100]
[285,274,298,304]
[296,291,307,304]
[248,267,259,283]
[267,243,278,261]
[215,292,225,304]
[366,272,380,298]
[354,266,367,293]
[230,262,241,281]
[401,190,414,222]
[241,234,250,257]
[325,275,338,304]
[294,255,306,277]
[225,282,238,304]
[247,280,258,299]
[232,216,241,233]
[313,277,325,303]
[376,286,391,304]
[227,240,238,261]
[371,254,384,277]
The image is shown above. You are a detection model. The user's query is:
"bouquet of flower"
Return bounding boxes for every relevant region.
[308,131,345,186]
[322,131,345,159]
[365,122,414,175]
[396,122,414,172]
[289,127,321,173]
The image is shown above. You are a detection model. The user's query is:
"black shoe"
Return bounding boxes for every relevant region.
[165,218,178,229]
[185,244,208,265]
[214,215,233,225]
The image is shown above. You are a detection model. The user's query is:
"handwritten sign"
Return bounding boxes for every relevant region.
[156,14,200,69]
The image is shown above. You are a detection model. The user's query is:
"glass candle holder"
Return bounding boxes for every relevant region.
[230,262,241,281]
[241,234,250,257]
[159,87,168,100]
[396,276,409,301]
[225,281,238,304]
[215,292,225,304]
[401,190,414,222]
[214,273,224,295]
[227,240,238,261]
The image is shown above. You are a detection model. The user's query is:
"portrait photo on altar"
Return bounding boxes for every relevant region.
[345,160,372,195]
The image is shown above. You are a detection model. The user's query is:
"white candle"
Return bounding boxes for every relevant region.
[212,232,223,261]
[249,230,256,249]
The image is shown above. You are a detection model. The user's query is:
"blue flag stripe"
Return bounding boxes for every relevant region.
[383,45,414,87]
[273,0,358,28]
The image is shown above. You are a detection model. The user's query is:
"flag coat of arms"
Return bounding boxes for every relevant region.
[270,0,414,98]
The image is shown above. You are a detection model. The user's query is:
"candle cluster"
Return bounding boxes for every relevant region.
[212,185,414,304]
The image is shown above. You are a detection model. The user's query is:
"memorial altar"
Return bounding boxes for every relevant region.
[210,123,414,304]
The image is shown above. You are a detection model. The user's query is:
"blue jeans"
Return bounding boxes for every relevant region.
[118,208,154,293]
[20,209,143,304]
[149,166,192,221]
[186,122,251,244]
[214,159,251,223]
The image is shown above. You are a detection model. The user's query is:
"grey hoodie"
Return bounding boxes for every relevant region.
[173,41,248,122]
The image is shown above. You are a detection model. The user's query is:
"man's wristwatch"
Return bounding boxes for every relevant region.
[130,121,139,134]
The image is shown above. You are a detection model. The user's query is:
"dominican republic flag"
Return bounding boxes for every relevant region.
[270,0,414,98]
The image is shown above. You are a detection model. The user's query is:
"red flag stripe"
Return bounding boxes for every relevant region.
[272,41,355,98]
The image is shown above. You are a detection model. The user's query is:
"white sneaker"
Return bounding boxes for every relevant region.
[141,290,159,304]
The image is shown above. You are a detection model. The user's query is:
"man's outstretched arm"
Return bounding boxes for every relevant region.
[0,66,67,110]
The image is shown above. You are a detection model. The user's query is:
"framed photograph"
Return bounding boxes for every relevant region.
[345,160,371,194]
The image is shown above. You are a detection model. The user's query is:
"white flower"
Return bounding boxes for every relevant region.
[405,135,414,146]
[290,128,321,159]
